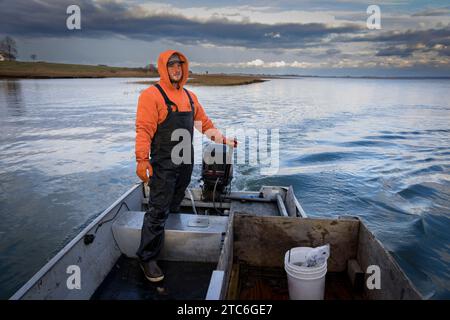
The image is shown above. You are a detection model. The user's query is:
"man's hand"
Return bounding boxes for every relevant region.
[136,160,153,183]
[224,137,238,148]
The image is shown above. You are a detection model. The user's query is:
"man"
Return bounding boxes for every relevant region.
[135,50,236,282]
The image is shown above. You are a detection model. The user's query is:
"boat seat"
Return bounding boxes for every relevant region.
[112,211,229,263]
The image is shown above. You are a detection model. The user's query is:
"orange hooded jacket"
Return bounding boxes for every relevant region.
[135,50,225,162]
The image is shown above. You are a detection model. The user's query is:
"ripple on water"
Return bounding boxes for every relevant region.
[1,77,450,299]
[289,150,380,165]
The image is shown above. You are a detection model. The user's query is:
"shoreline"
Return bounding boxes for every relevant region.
[131,76,267,86]
[0,61,157,79]
[2,61,448,83]
[0,61,267,86]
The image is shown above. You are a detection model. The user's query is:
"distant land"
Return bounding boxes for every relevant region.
[0,61,267,86]
[132,74,267,86]
[1,61,449,84]
[0,61,158,79]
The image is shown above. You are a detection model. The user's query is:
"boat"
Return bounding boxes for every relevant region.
[10,144,423,300]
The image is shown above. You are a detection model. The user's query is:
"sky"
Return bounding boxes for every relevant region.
[1,0,450,76]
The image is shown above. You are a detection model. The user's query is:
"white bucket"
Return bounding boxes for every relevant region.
[284,247,328,300]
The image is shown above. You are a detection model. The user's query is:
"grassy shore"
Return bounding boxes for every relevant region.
[132,74,267,86]
[0,61,158,78]
[0,61,267,86]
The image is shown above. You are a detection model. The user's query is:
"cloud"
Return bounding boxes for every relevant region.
[1,0,449,74]
[247,59,264,66]
[0,0,362,49]
[326,48,341,55]
[376,46,415,57]
[341,26,450,59]
[412,7,450,17]
[264,32,281,38]
[436,47,450,56]
[267,60,286,67]
[191,59,317,69]
[348,26,450,46]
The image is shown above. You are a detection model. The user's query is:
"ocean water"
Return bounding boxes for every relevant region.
[0,77,449,299]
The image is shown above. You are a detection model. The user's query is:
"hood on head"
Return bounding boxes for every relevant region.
[157,50,189,89]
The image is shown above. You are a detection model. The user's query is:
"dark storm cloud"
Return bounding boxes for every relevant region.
[376,43,450,58]
[326,48,341,55]
[436,47,450,56]
[412,7,450,17]
[376,46,414,57]
[0,0,362,49]
[345,26,450,58]
[349,27,450,45]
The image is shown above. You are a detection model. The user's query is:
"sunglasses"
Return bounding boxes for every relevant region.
[167,61,184,67]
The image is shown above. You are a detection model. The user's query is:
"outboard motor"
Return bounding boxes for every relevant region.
[201,143,233,202]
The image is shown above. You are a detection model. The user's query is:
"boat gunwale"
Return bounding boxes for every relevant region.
[9,183,424,300]
[9,183,142,300]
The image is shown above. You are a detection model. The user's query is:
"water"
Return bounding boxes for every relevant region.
[0,77,449,299]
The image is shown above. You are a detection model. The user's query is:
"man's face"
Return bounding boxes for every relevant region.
[167,62,183,83]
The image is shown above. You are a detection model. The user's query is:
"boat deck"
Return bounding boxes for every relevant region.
[92,256,216,300]
[92,256,364,300]
[11,185,422,300]
[233,263,365,300]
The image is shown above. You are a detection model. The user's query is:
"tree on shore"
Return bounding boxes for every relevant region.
[0,36,18,60]
[31,54,37,61]
[145,63,157,72]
